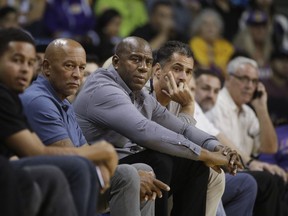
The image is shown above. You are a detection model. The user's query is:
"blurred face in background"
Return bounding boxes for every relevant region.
[198,14,221,43]
[255,0,273,9]
[151,4,174,30]
[82,62,98,84]
[195,74,221,112]
[103,15,122,38]
[271,57,288,80]
[0,11,19,28]
[248,24,269,44]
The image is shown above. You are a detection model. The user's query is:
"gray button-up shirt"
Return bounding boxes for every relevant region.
[73,66,219,160]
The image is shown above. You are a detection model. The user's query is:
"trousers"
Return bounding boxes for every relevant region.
[120,150,224,216]
[11,155,98,216]
[246,171,288,216]
[222,173,257,216]
[98,163,155,216]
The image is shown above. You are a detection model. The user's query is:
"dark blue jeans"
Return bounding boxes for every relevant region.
[11,155,99,216]
[222,173,257,216]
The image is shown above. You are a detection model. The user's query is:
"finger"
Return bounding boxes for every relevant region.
[164,76,173,94]
[152,192,157,200]
[153,178,170,191]
[229,154,237,166]
[161,89,171,98]
[178,82,184,90]
[167,71,178,90]
[263,164,275,175]
[234,157,244,169]
[232,165,237,176]
[222,147,229,156]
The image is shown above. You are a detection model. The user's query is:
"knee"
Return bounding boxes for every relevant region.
[238,173,258,195]
[131,163,153,172]
[208,168,225,194]
[112,164,140,191]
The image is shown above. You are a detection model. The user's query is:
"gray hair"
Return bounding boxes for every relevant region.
[227,57,258,74]
[191,9,224,36]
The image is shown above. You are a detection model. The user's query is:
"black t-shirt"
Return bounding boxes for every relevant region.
[0,84,31,157]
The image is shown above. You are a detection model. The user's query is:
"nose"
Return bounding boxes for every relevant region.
[138,60,150,73]
[178,71,187,82]
[246,79,255,89]
[207,90,215,99]
[72,67,81,79]
[21,61,31,74]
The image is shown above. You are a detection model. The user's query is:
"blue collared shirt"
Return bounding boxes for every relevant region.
[20,75,86,147]
[74,66,219,159]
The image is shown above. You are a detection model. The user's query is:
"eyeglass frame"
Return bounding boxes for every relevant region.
[230,73,259,86]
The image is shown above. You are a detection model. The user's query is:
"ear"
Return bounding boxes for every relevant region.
[42,59,51,77]
[153,63,162,80]
[112,55,119,69]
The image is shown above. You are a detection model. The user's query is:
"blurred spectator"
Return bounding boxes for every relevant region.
[94,0,148,37]
[131,0,188,50]
[189,9,234,80]
[42,0,97,44]
[239,0,288,50]
[0,0,45,26]
[205,0,246,41]
[0,6,19,28]
[94,8,122,65]
[234,10,273,79]
[33,43,48,82]
[262,49,288,126]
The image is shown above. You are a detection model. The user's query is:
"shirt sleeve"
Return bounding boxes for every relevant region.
[23,96,79,146]
[84,83,218,160]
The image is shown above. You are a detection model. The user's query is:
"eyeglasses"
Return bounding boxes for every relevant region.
[230,74,259,86]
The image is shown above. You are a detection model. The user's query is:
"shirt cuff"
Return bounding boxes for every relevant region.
[202,139,219,152]
[181,139,202,157]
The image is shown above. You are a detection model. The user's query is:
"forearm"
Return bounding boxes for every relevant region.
[255,106,278,153]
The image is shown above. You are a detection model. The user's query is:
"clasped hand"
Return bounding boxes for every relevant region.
[138,170,170,202]
[214,145,244,175]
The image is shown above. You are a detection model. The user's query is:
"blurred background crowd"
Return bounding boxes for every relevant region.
[0,0,287,127]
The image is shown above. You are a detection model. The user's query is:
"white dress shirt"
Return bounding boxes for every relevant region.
[206,87,260,156]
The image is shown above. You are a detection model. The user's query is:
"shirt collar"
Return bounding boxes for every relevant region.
[107,65,136,103]
[35,75,70,106]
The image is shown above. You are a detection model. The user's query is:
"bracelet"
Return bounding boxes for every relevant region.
[246,158,254,167]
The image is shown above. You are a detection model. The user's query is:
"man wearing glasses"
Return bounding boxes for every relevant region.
[205,57,288,215]
[206,56,277,157]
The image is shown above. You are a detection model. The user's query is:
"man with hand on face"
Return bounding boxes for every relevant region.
[196,58,288,216]
[21,37,167,216]
[151,41,258,216]
[73,36,242,216]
